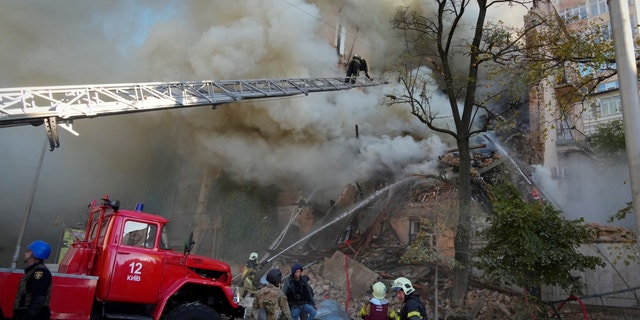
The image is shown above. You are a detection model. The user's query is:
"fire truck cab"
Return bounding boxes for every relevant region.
[0,196,244,320]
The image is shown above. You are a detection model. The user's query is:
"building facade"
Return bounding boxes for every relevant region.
[525,0,640,309]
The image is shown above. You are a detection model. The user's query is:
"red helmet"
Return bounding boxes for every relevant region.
[531,189,540,198]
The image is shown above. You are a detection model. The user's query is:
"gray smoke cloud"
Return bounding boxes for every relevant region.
[0,0,450,265]
[0,0,534,265]
[534,161,636,229]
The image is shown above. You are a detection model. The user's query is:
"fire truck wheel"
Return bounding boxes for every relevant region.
[166,302,219,320]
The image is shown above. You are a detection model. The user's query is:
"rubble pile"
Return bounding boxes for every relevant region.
[272,230,539,320]
[587,223,637,243]
[265,142,639,319]
[296,231,638,320]
[282,222,638,319]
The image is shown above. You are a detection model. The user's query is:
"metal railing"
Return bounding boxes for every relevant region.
[548,286,640,319]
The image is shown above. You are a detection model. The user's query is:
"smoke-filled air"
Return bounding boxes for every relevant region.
[4,0,623,267]
[0,0,459,265]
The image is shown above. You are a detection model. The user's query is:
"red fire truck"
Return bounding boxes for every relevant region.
[0,196,244,320]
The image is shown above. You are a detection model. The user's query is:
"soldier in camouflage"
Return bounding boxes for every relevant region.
[252,269,292,320]
[13,241,53,320]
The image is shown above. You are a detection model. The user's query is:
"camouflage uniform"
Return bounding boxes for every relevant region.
[13,261,52,320]
[252,283,292,320]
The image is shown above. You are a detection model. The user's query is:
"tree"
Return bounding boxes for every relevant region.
[387,0,535,304]
[385,0,622,305]
[476,183,604,295]
[587,119,626,164]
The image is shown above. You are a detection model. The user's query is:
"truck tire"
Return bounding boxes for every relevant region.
[166,302,219,320]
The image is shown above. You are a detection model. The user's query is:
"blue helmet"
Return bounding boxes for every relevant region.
[27,240,51,260]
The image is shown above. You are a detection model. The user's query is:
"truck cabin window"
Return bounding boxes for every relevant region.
[123,221,157,249]
[88,216,111,244]
[160,226,170,250]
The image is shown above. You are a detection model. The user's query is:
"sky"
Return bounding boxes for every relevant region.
[3,0,630,267]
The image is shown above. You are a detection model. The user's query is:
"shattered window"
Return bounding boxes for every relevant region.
[409,220,434,246]
[409,220,421,242]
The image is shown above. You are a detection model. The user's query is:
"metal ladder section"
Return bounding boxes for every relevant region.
[0,77,388,150]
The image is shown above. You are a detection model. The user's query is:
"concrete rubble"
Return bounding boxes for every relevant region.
[260,216,637,318]
[248,142,638,319]
[263,223,530,320]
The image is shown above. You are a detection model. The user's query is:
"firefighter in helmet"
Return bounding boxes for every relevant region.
[241,252,260,298]
[359,281,397,320]
[391,277,427,320]
[14,240,53,320]
[345,54,372,84]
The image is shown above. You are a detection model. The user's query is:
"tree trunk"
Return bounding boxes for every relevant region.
[452,136,472,305]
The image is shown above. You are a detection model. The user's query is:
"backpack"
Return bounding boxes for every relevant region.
[252,287,283,320]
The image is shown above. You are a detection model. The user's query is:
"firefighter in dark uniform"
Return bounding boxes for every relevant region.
[13,240,52,320]
[391,277,427,320]
[345,54,372,84]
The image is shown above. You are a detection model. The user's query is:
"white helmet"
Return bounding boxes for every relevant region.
[372,282,386,299]
[249,252,258,260]
[391,277,415,295]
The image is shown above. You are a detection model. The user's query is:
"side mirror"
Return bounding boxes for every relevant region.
[184,232,195,254]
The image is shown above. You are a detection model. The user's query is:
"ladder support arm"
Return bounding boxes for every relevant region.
[0,77,388,150]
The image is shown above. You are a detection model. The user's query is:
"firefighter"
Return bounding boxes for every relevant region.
[391,277,427,320]
[14,240,53,320]
[528,188,543,204]
[345,54,372,84]
[241,252,260,298]
[359,281,397,320]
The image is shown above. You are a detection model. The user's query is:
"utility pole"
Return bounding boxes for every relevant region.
[608,0,640,248]
[11,139,47,268]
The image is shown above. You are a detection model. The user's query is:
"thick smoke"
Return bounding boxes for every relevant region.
[131,1,454,196]
[534,160,636,229]
[0,0,541,266]
[0,0,453,265]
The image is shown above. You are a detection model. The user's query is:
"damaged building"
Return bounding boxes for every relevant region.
[245,139,640,320]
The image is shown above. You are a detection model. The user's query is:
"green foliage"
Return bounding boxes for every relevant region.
[389,0,621,305]
[605,202,639,266]
[588,119,626,164]
[399,198,485,269]
[476,184,604,294]
[400,217,440,265]
[607,201,633,223]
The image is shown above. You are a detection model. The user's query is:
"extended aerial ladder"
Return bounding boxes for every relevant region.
[0,77,388,150]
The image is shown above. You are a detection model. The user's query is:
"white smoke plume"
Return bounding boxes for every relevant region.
[130,1,454,197]
[0,0,447,261]
[0,0,528,264]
